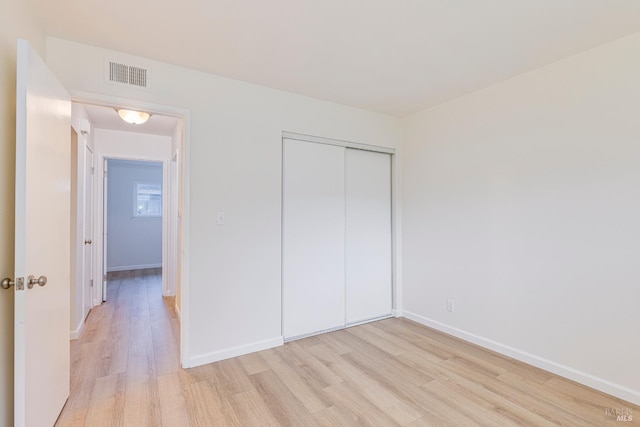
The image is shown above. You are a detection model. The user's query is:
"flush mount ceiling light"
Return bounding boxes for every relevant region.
[117,108,151,125]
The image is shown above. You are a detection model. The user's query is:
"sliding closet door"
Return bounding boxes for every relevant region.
[345,149,392,324]
[282,139,345,339]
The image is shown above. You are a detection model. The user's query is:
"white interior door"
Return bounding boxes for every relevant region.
[283,139,345,339]
[83,146,94,316]
[345,149,392,324]
[13,39,71,427]
[169,153,179,296]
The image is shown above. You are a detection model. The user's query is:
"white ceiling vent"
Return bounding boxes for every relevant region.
[105,60,150,89]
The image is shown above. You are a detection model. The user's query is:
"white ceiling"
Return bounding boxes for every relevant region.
[32,0,640,116]
[80,103,179,136]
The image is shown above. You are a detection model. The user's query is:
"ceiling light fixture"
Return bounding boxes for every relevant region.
[117,108,151,125]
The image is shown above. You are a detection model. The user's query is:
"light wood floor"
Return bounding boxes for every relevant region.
[56,269,638,426]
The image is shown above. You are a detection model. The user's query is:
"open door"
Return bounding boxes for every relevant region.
[83,145,95,315]
[13,39,71,426]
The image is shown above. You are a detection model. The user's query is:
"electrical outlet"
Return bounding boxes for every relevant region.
[447,299,455,312]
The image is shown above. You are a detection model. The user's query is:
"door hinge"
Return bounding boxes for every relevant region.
[103,275,107,282]
[90,279,94,287]
[91,166,95,175]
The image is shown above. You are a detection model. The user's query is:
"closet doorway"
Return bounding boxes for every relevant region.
[282,134,394,340]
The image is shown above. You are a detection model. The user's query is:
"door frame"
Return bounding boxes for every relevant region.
[71,91,191,367]
[281,131,398,339]
[99,156,168,298]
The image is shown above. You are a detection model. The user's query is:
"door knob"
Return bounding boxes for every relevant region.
[28,275,47,289]
[84,239,92,245]
[2,277,24,290]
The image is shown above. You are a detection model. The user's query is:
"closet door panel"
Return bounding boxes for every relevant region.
[345,149,392,324]
[282,139,345,339]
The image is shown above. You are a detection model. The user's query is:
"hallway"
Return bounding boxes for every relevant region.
[57,268,179,426]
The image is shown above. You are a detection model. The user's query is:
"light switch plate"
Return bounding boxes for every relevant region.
[447,299,455,312]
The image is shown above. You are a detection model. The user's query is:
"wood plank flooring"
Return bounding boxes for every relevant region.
[56,269,638,426]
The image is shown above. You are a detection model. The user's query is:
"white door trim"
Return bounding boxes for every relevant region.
[282,131,396,154]
[70,91,192,368]
[101,157,108,302]
[99,156,168,297]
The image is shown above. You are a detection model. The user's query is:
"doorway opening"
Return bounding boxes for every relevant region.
[69,99,188,366]
[104,158,163,300]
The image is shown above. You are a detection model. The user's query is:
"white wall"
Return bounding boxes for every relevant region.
[0,4,46,425]
[95,128,172,162]
[107,159,163,271]
[46,38,402,365]
[402,33,640,404]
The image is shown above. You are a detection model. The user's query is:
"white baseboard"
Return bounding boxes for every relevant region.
[400,310,640,406]
[189,336,284,368]
[107,263,162,272]
[69,318,85,340]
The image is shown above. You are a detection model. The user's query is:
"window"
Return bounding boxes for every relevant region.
[134,182,162,217]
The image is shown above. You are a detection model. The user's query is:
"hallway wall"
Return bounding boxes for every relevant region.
[107,159,163,272]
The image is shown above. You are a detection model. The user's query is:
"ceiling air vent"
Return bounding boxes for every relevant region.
[106,60,150,89]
